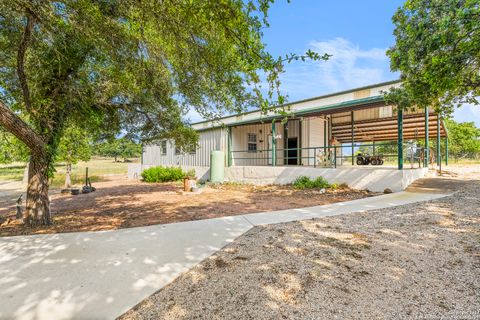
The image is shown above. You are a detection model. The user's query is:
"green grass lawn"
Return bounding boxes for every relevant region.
[0,158,138,187]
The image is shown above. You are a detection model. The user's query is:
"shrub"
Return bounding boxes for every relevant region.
[141,166,186,183]
[292,175,331,189]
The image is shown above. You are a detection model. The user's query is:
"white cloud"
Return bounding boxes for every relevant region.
[279,37,395,100]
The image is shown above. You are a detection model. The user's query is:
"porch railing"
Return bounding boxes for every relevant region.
[230,142,429,169]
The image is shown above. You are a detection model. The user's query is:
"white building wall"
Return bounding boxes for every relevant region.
[142,128,226,167]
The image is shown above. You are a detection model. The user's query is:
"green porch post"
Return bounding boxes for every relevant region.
[424,107,429,167]
[323,116,327,155]
[271,121,276,166]
[445,136,449,166]
[397,107,403,170]
[436,116,441,166]
[351,111,354,165]
[227,127,232,167]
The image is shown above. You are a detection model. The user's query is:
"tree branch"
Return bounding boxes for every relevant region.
[17,9,35,113]
[0,99,46,156]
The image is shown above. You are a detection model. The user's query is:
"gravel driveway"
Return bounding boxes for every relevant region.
[120,173,480,320]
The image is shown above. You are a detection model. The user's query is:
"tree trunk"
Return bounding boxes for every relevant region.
[64,163,72,188]
[25,155,51,226]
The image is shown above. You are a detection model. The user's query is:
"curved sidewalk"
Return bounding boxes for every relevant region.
[0,190,449,320]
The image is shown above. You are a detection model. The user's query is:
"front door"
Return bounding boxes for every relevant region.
[287,137,298,165]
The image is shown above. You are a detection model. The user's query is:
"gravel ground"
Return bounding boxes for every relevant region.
[0,176,373,236]
[120,172,480,320]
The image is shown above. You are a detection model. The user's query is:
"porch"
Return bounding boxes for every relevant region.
[226,97,448,170]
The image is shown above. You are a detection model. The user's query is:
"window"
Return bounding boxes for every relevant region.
[247,133,257,152]
[160,141,167,155]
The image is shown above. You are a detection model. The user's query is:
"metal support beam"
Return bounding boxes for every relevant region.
[271,121,276,166]
[227,127,232,167]
[323,116,327,151]
[283,120,288,165]
[424,107,429,167]
[351,111,354,165]
[397,107,403,170]
[445,136,449,166]
[436,116,441,166]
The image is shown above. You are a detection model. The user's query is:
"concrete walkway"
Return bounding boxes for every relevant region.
[0,190,449,320]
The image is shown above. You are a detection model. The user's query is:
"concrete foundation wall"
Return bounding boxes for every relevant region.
[129,164,428,193]
[224,166,428,192]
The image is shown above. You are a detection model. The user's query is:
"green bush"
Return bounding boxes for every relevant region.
[141,166,186,183]
[292,175,331,189]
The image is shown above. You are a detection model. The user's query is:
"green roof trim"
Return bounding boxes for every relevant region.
[191,79,400,126]
[196,95,386,130]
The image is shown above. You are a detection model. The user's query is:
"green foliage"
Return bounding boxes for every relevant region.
[184,169,196,178]
[141,166,186,183]
[445,119,480,160]
[56,125,92,165]
[94,138,142,161]
[292,176,331,190]
[0,130,29,164]
[386,0,480,114]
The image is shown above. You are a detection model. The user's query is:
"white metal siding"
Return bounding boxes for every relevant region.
[142,128,226,167]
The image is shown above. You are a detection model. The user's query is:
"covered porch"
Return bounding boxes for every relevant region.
[227,97,449,170]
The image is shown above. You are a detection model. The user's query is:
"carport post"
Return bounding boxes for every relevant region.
[351,111,354,166]
[227,127,232,167]
[271,121,276,166]
[424,107,429,167]
[397,107,403,170]
[445,137,449,166]
[436,116,441,166]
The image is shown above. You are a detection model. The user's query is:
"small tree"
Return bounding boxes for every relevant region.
[386,0,479,113]
[56,126,92,188]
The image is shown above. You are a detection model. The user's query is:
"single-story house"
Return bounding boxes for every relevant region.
[131,80,448,192]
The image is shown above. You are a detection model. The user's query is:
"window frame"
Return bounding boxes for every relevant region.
[161,141,167,155]
[247,133,257,153]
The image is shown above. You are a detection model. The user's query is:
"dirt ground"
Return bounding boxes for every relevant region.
[0,177,375,236]
[120,169,480,320]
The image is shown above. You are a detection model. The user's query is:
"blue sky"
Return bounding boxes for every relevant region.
[252,0,479,126]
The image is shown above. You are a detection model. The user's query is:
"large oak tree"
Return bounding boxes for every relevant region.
[386,0,479,113]
[0,0,327,226]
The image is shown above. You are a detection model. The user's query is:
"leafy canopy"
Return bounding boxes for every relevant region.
[444,119,480,159]
[1,0,327,156]
[94,137,142,161]
[386,0,479,114]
